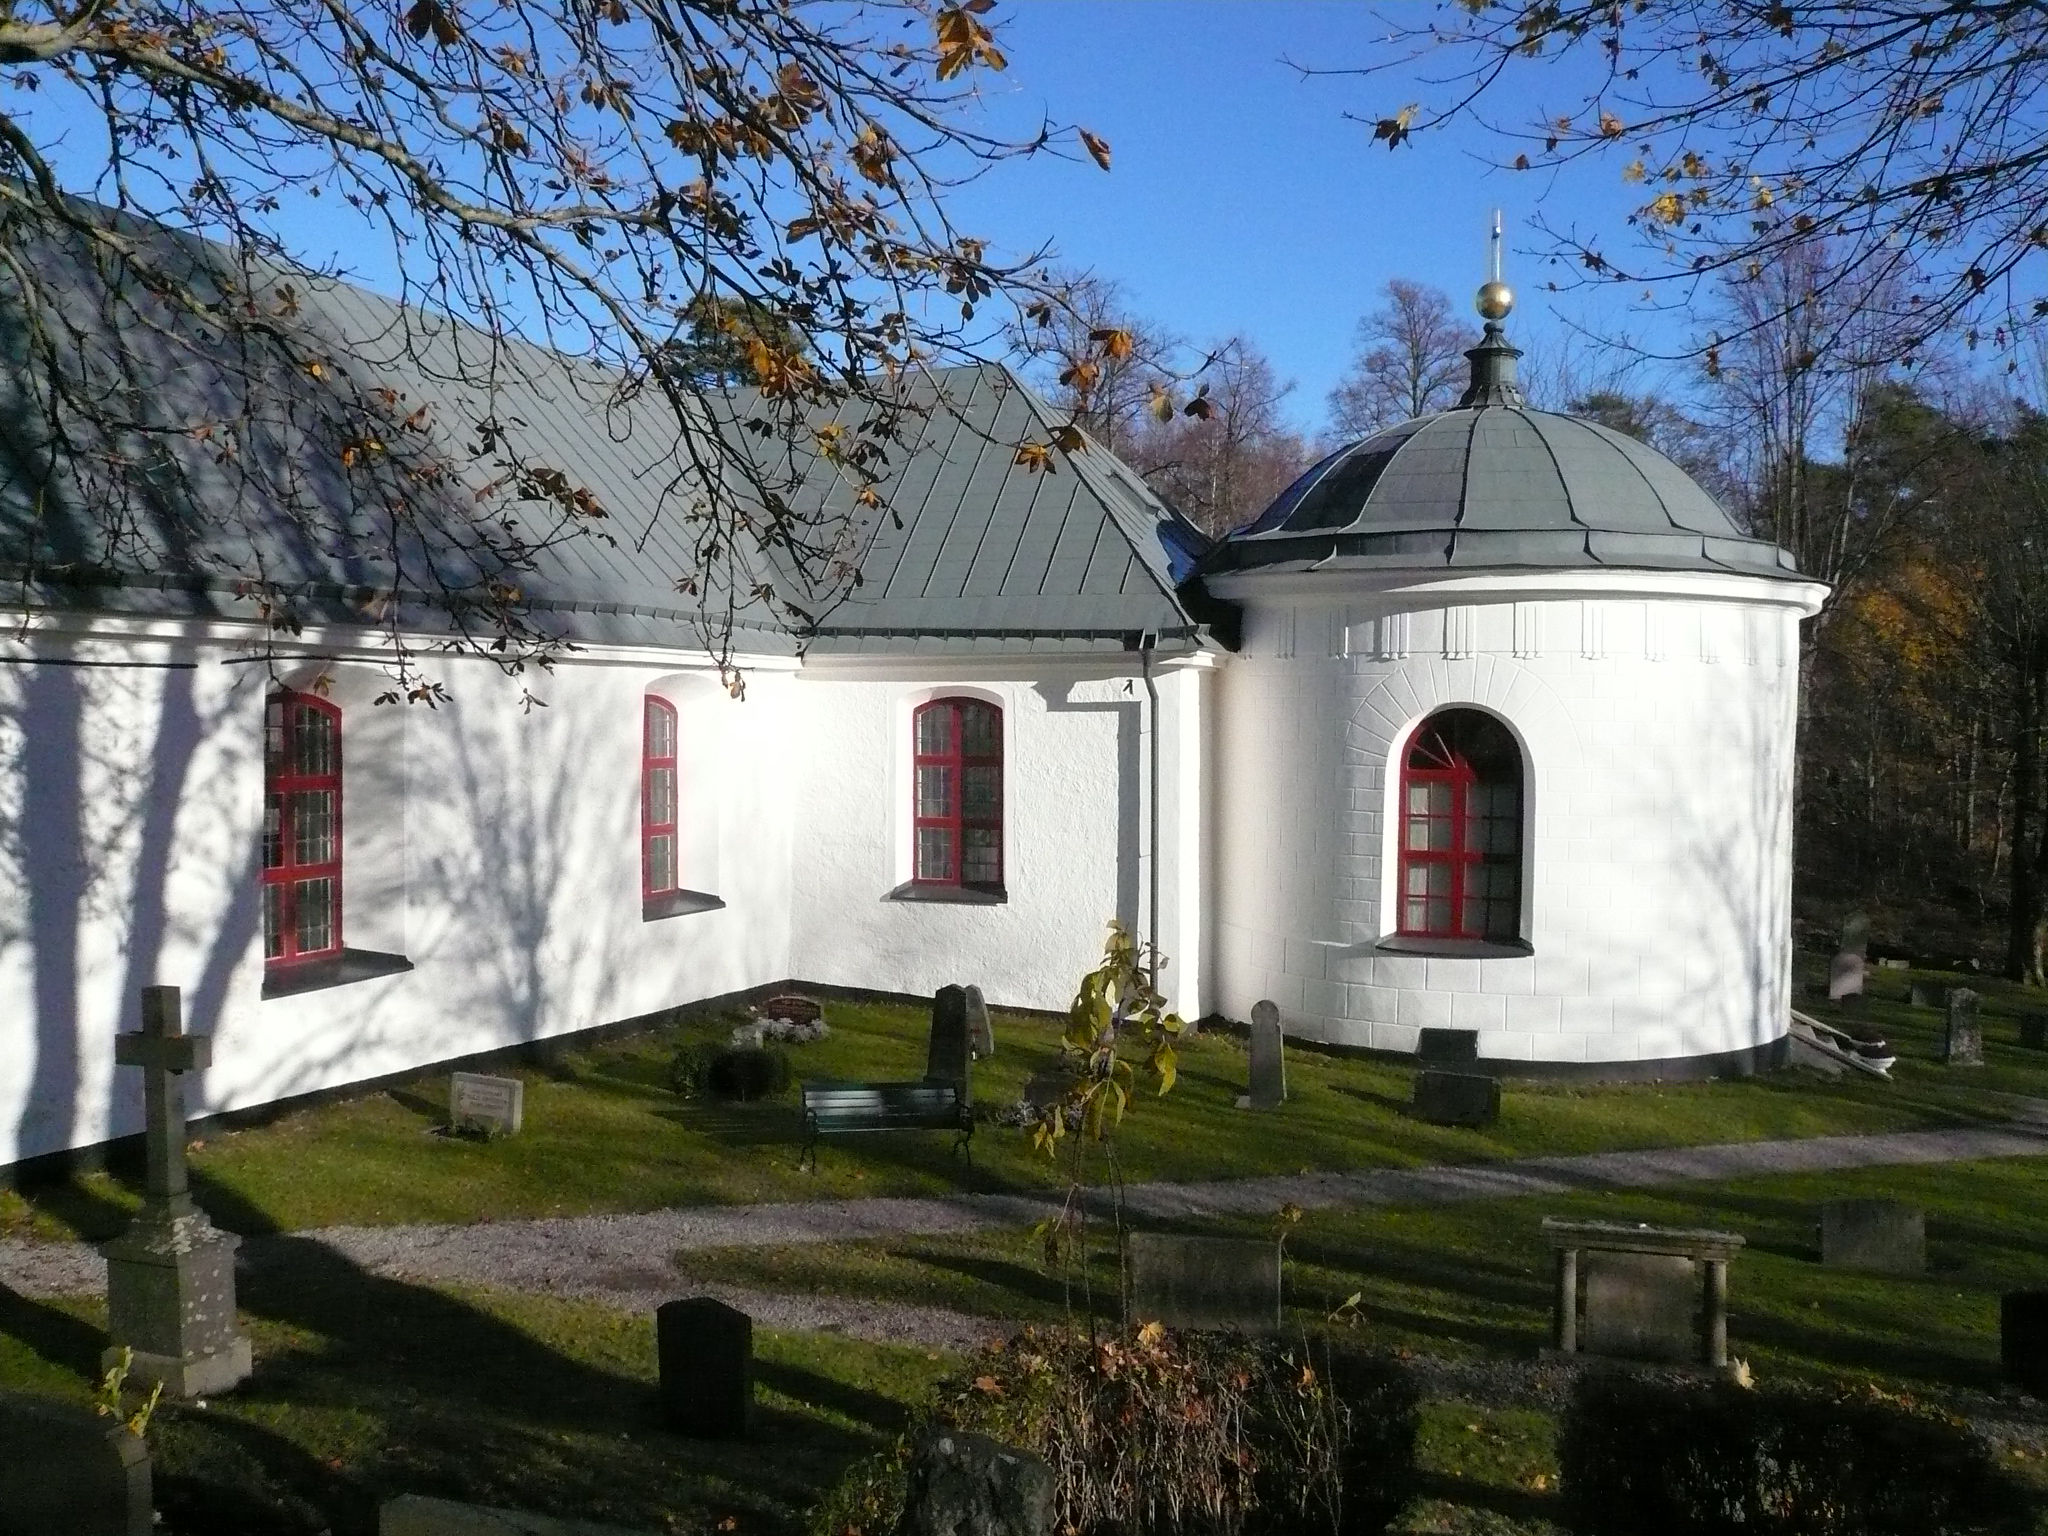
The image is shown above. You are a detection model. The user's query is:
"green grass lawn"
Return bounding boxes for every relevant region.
[6,960,2047,1242]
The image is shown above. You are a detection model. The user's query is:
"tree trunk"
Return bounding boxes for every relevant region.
[2007,660,2044,980]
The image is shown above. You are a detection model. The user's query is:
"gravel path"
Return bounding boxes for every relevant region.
[6,1121,2046,1353]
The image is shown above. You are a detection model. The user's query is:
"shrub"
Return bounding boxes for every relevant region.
[703,1045,792,1102]
[666,1040,723,1100]
[1559,1372,2034,1536]
[915,1326,1417,1536]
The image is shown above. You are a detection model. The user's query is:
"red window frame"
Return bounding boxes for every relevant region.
[643,697,679,897]
[1397,708,1523,941]
[912,698,1003,888]
[262,690,343,966]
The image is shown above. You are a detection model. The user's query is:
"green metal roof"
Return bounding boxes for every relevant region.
[1207,401,1801,582]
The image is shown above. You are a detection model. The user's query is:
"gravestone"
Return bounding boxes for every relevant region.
[1544,1219,1744,1371]
[0,1389,152,1536]
[1828,912,1870,1001]
[1126,1233,1281,1332]
[927,985,972,1096]
[1820,1199,1926,1274]
[1945,988,1984,1066]
[1911,980,1950,1009]
[380,1494,659,1535]
[2002,1292,2048,1397]
[898,1429,1055,1536]
[99,985,253,1398]
[2021,1014,2047,1051]
[964,984,995,1061]
[1412,1070,1500,1128]
[449,1072,524,1136]
[1236,1000,1285,1110]
[1415,1028,1480,1066]
[655,1297,751,1437]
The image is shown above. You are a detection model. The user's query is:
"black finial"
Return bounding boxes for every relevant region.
[1459,322,1526,408]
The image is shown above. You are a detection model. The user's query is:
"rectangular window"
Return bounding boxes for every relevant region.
[643,697,680,897]
[262,693,343,965]
[912,698,1003,888]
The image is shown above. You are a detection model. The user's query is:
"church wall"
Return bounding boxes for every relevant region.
[785,659,1208,1019]
[0,621,797,1167]
[1210,582,1817,1071]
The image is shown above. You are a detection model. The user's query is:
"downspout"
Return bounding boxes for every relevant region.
[1141,631,1161,992]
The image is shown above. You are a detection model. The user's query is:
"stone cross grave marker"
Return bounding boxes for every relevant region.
[1945,988,1984,1066]
[927,985,971,1097]
[449,1072,524,1136]
[1828,911,1870,1001]
[1126,1233,1281,1332]
[964,984,995,1061]
[1544,1219,1744,1371]
[99,985,252,1399]
[0,1388,153,1536]
[1237,1000,1285,1110]
[656,1297,752,1438]
[1821,1198,1926,1274]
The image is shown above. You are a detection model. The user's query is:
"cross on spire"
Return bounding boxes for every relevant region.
[114,985,211,1214]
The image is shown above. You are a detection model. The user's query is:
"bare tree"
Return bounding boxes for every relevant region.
[0,1,1117,687]
[1323,2,2048,362]
[1006,269,1182,458]
[1327,279,1475,436]
[1135,339,1307,537]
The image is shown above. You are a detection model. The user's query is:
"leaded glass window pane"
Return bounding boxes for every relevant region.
[916,826,954,881]
[263,795,284,869]
[294,877,334,953]
[960,704,998,756]
[917,765,953,819]
[963,765,999,819]
[262,884,284,959]
[916,707,950,756]
[962,827,1000,884]
[645,699,675,758]
[647,834,675,894]
[648,766,675,827]
[291,790,334,865]
[292,704,334,776]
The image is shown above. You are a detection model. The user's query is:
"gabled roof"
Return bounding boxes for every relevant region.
[0,217,1213,661]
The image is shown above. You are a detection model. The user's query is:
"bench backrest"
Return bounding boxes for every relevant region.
[804,1082,960,1125]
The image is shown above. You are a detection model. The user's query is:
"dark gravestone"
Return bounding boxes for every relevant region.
[1945,988,1985,1066]
[927,985,972,1096]
[1412,1070,1500,1128]
[1821,1199,1926,1274]
[899,1429,1054,1536]
[1580,1252,1699,1364]
[964,984,995,1061]
[100,985,252,1398]
[1238,999,1285,1110]
[1416,1028,1480,1066]
[655,1298,751,1438]
[0,1389,152,1536]
[1127,1233,1281,1332]
[1910,980,1950,1009]
[2002,1292,2048,1396]
[2022,1015,2047,1051]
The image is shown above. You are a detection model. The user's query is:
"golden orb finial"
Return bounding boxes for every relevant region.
[1476,209,1513,321]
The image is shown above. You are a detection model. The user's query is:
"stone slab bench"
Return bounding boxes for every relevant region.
[798,1080,972,1171]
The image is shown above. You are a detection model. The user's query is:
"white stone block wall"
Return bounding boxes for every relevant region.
[1209,577,1821,1069]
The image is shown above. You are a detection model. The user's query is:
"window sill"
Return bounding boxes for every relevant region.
[262,948,415,999]
[1374,935,1533,959]
[887,881,1008,906]
[643,889,727,922]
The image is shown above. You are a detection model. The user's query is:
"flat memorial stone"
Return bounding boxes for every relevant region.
[1412,1070,1500,1128]
[656,1297,751,1437]
[450,1072,524,1135]
[1820,1199,1925,1274]
[1127,1233,1281,1332]
[0,1388,152,1536]
[1580,1251,1699,1364]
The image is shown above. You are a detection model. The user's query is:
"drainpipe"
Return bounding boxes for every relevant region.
[1140,631,1161,993]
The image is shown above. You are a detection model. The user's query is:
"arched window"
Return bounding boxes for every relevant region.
[913,697,1003,888]
[263,691,342,965]
[643,696,679,897]
[1398,708,1523,941]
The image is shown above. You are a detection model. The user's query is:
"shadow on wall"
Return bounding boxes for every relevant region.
[1034,680,1143,933]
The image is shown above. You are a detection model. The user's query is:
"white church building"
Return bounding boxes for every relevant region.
[0,257,1827,1172]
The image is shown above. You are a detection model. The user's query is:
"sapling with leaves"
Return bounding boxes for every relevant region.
[1028,917,1184,1326]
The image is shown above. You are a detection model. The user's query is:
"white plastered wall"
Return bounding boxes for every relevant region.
[0,619,796,1166]
[1208,572,1825,1067]
[785,657,1208,1019]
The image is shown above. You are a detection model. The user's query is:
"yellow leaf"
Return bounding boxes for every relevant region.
[1089,326,1134,361]
[1013,441,1057,473]
[1621,159,1645,184]
[1646,191,1685,225]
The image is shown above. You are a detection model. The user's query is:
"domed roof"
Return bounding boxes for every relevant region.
[1205,329,1800,583]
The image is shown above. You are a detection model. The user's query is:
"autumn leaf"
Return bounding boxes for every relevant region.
[1598,110,1625,138]
[934,6,1006,80]
[1089,326,1134,361]
[1014,440,1056,473]
[972,1374,1004,1395]
[1147,385,1175,423]
[1079,128,1112,171]
[1136,1321,1165,1347]
[1372,104,1417,149]
[1622,158,1645,183]
[1051,424,1087,455]
[1647,191,1685,225]
[1513,153,1530,170]
[403,0,461,48]
[1703,344,1722,379]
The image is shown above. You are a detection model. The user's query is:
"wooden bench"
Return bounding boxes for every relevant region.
[798,1079,972,1171]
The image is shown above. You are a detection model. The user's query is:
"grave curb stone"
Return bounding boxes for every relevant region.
[0,1387,153,1536]
[1127,1233,1282,1332]
[1820,1198,1926,1274]
[449,1072,525,1136]
[380,1493,659,1536]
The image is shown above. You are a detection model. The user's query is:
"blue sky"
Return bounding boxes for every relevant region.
[942,2,1667,436]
